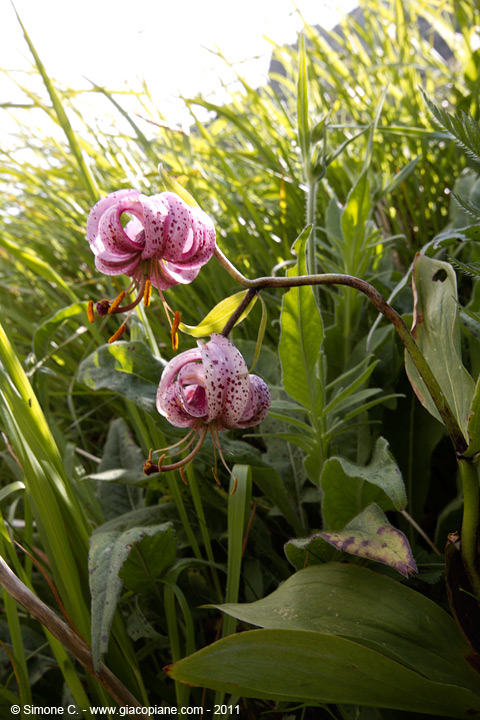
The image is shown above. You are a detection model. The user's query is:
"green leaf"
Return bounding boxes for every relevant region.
[179,291,256,337]
[284,534,336,569]
[423,91,480,163]
[319,503,417,577]
[279,227,323,413]
[89,521,174,669]
[78,341,164,415]
[405,254,475,438]
[321,437,407,530]
[166,628,480,716]
[341,172,371,270]
[119,526,177,593]
[95,418,144,521]
[211,563,480,694]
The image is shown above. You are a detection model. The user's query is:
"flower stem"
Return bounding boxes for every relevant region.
[214,249,466,455]
[458,459,480,598]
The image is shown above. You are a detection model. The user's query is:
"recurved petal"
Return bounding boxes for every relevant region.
[177,207,216,265]
[97,199,146,255]
[158,384,198,428]
[86,189,140,242]
[139,194,169,259]
[236,374,271,428]
[94,254,141,277]
[157,348,203,415]
[161,193,195,261]
[200,334,250,426]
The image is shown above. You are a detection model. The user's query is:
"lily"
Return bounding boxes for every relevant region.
[86,189,216,339]
[146,334,270,484]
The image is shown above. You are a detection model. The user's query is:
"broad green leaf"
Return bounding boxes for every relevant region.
[212,564,480,694]
[279,226,323,413]
[166,628,480,716]
[405,254,475,438]
[78,341,164,415]
[119,527,177,593]
[319,503,417,577]
[89,521,174,669]
[96,418,143,521]
[321,437,406,530]
[179,291,256,337]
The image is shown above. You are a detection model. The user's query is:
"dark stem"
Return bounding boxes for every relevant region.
[221,288,258,337]
[214,247,467,455]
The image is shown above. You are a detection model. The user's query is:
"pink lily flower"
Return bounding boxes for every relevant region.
[86,189,216,337]
[146,334,270,482]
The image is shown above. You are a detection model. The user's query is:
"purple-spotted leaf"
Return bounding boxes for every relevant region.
[319,503,417,577]
[405,254,474,439]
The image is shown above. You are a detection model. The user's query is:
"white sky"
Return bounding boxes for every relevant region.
[1,0,357,128]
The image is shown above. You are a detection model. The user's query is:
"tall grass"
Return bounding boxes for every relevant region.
[0,0,478,712]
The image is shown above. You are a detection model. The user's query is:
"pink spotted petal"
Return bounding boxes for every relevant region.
[139,194,169,259]
[236,375,271,428]
[161,193,195,261]
[199,334,250,426]
[94,253,141,277]
[159,384,198,428]
[178,207,216,265]
[86,189,140,242]
[157,348,202,417]
[97,199,145,255]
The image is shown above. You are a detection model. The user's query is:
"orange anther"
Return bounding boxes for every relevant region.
[107,291,126,314]
[87,300,95,323]
[108,324,127,343]
[143,279,152,307]
[171,311,181,351]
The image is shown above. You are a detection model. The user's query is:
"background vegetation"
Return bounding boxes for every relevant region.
[1,0,480,716]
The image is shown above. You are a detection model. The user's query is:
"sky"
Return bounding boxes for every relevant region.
[1,0,357,129]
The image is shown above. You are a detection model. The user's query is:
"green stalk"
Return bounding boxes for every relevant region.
[458,460,480,598]
[306,179,318,277]
[167,475,202,560]
[185,465,223,602]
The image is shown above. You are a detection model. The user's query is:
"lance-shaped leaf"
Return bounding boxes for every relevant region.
[405,254,475,439]
[166,629,480,716]
[319,503,417,577]
[78,341,164,415]
[321,436,406,530]
[210,563,480,694]
[179,291,256,337]
[89,521,175,669]
[279,226,323,413]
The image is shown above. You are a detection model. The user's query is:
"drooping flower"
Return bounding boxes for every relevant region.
[86,189,216,339]
[145,334,270,482]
